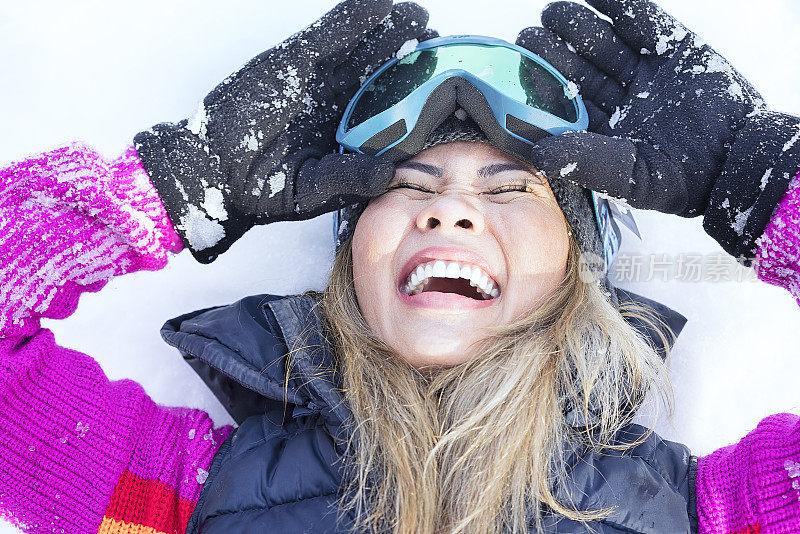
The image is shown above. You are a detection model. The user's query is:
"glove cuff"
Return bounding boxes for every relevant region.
[134,123,252,264]
[704,110,800,264]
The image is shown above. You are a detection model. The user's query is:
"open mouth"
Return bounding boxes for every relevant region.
[401,260,500,300]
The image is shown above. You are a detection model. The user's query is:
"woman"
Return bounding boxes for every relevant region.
[0,1,798,533]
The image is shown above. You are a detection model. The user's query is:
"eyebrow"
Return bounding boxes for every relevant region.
[395,161,443,178]
[477,163,539,179]
[395,160,538,180]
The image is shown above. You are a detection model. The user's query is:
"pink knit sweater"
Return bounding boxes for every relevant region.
[0,145,231,533]
[0,143,798,533]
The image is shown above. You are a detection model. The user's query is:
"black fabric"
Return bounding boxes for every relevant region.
[704,111,800,261]
[505,113,550,144]
[615,287,687,360]
[182,354,269,426]
[516,0,800,265]
[421,114,490,148]
[184,431,233,533]
[293,153,395,219]
[688,455,699,533]
[542,424,692,532]
[134,0,430,263]
[162,293,694,533]
[378,76,539,165]
[359,118,408,154]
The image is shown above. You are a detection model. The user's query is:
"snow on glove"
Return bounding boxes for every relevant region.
[134,0,432,263]
[516,0,800,263]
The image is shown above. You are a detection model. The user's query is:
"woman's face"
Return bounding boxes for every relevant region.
[352,141,570,370]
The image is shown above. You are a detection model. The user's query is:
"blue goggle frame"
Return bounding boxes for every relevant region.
[336,35,589,156]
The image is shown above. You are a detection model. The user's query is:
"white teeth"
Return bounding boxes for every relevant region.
[469,267,482,287]
[478,272,489,292]
[445,262,461,279]
[403,260,500,300]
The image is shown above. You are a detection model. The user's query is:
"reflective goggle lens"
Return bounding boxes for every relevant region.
[346,43,578,131]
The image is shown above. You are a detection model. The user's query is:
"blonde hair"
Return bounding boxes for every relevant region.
[308,229,673,534]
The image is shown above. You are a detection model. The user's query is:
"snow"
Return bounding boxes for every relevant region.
[564,80,580,100]
[609,107,623,129]
[201,187,228,221]
[241,131,259,152]
[731,202,755,236]
[269,170,287,198]
[395,38,419,59]
[186,101,208,140]
[705,53,730,74]
[786,459,800,479]
[180,204,226,250]
[196,468,209,484]
[559,162,578,177]
[761,167,773,190]
[0,1,799,532]
[654,22,688,55]
[727,81,744,98]
[784,127,800,153]
[276,65,301,99]
[594,190,635,213]
[75,421,89,439]
[655,34,672,55]
[609,104,632,129]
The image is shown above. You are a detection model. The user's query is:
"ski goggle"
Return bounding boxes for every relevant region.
[336,35,589,157]
[334,35,636,271]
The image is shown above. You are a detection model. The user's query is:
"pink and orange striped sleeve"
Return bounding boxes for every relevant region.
[0,143,232,534]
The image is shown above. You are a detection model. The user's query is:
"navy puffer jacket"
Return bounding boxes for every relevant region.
[160,293,698,533]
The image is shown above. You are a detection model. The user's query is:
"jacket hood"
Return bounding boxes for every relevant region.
[160,294,352,440]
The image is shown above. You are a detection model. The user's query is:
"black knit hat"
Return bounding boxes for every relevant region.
[335,112,606,280]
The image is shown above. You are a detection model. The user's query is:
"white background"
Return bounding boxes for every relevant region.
[1,1,799,531]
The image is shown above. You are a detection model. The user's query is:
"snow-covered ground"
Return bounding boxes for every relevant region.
[1,1,798,531]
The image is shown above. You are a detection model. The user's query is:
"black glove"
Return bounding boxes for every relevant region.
[517,0,800,263]
[135,0,432,263]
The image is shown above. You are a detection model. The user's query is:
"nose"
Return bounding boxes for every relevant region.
[415,192,485,235]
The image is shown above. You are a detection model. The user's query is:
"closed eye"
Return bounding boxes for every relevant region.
[386,180,435,194]
[486,184,531,194]
[484,177,544,194]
